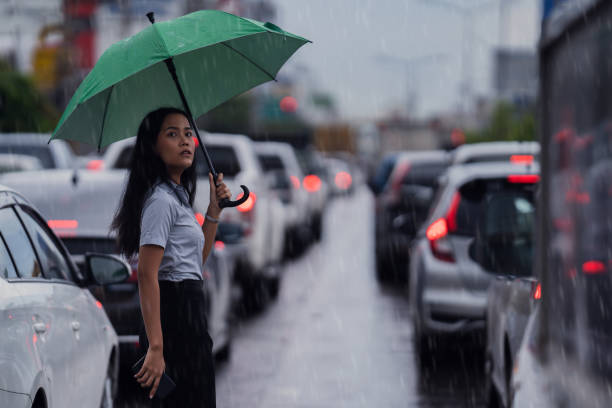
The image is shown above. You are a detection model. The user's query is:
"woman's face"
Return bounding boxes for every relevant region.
[155,113,195,173]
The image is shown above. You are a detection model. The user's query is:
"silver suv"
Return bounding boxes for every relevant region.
[409,162,539,362]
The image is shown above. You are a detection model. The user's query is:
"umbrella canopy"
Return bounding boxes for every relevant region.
[50,10,309,149]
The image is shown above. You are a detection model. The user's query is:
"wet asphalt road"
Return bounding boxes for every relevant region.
[118,186,485,407]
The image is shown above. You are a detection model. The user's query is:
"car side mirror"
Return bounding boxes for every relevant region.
[85,253,131,285]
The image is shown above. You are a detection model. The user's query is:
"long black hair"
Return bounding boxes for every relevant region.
[111,107,198,258]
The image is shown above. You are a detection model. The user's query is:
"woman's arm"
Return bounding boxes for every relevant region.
[135,244,165,398]
[202,214,219,264]
[202,172,231,265]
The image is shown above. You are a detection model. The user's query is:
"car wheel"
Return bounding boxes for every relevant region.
[267,276,281,300]
[100,360,115,408]
[216,341,232,363]
[413,330,434,368]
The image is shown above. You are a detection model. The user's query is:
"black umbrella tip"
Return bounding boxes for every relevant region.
[146,12,155,24]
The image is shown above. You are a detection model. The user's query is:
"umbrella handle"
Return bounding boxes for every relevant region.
[218,184,250,209]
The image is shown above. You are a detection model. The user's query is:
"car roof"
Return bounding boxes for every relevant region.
[0,169,128,237]
[0,133,52,144]
[444,161,540,187]
[396,150,450,164]
[451,141,540,164]
[253,141,295,155]
[0,184,31,208]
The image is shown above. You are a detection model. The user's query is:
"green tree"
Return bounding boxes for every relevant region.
[0,60,58,132]
[465,101,536,144]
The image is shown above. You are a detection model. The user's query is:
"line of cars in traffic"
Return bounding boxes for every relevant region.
[0,131,356,408]
[372,141,541,407]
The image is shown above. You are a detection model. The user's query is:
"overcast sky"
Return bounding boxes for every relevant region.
[271,0,540,121]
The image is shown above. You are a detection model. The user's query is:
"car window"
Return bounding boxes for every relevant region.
[0,145,55,168]
[114,146,134,169]
[482,193,535,276]
[0,207,42,278]
[258,154,285,172]
[15,206,71,281]
[195,146,241,178]
[401,162,447,187]
[0,233,18,279]
[454,178,537,237]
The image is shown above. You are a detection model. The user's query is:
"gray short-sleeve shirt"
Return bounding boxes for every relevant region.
[140,180,204,281]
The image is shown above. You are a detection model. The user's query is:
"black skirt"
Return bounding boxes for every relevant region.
[139,279,216,408]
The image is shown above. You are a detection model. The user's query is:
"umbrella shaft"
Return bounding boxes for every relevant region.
[164,58,218,179]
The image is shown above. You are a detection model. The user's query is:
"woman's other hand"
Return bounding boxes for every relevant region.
[208,172,231,216]
[134,347,166,399]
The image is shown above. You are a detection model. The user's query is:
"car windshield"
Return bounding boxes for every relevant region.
[195,146,241,178]
[0,145,54,168]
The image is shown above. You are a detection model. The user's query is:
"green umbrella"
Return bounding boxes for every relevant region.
[50,10,309,207]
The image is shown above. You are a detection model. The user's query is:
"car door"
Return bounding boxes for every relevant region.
[14,205,108,407]
[0,231,34,407]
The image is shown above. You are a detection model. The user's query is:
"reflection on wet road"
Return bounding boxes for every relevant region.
[118,186,485,407]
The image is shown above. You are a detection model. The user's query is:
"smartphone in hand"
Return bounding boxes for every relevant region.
[131,355,176,399]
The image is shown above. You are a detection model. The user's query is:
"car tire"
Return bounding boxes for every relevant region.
[413,330,435,368]
[216,341,232,363]
[241,277,269,314]
[267,276,281,300]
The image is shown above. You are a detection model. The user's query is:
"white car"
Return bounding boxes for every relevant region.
[0,133,74,169]
[0,184,129,408]
[254,141,311,256]
[103,133,286,306]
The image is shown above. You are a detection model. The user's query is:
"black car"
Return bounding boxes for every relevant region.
[374,150,450,282]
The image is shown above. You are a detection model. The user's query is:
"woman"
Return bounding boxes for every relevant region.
[111,107,231,407]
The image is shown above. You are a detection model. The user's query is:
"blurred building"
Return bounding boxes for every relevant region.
[494,49,538,106]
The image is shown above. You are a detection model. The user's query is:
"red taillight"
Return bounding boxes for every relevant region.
[426,218,448,241]
[95,300,103,309]
[583,260,606,275]
[290,175,300,189]
[86,159,104,171]
[303,175,321,193]
[510,155,534,164]
[215,241,225,251]
[192,136,199,147]
[48,220,78,229]
[335,171,352,190]
[508,174,540,184]
[533,282,542,300]
[237,192,257,213]
[195,212,205,226]
[426,192,461,263]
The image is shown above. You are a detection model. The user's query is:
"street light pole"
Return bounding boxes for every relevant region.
[419,0,500,124]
